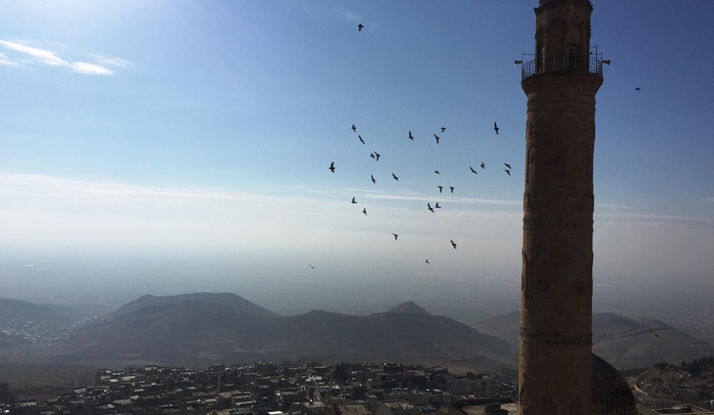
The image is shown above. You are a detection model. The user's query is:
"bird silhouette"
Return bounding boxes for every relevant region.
[504,169,511,176]
[351,197,357,204]
[428,203,434,213]
[359,135,365,144]
[392,173,398,181]
[371,175,376,184]
[435,202,441,209]
[504,163,512,169]
[654,334,660,338]
[352,124,357,132]
[494,122,499,135]
[450,186,455,193]
[309,264,316,269]
[470,167,478,174]
[426,259,430,264]
[434,170,440,174]
[358,24,364,31]
[375,152,381,161]
[408,131,414,140]
[363,208,367,216]
[438,186,443,193]
[329,162,335,173]
[635,87,640,91]
[434,134,440,144]
[649,328,654,332]
[370,153,375,159]
[392,233,398,241]
[480,162,485,169]
[450,240,457,249]
[441,127,446,133]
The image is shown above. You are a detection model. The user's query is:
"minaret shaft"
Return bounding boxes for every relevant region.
[518,2,603,415]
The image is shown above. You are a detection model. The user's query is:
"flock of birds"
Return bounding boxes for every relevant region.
[324,120,512,267]
[318,22,643,271]
[311,24,522,269]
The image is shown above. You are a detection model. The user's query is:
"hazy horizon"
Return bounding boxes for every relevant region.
[1,1,713,324]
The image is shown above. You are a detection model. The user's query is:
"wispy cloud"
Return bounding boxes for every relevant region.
[345,188,387,194]
[92,54,131,68]
[596,212,714,225]
[595,203,633,210]
[0,40,120,75]
[333,6,361,23]
[363,193,521,206]
[0,52,18,66]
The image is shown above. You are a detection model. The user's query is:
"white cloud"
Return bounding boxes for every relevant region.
[0,40,118,75]
[71,62,113,75]
[92,55,131,68]
[0,52,18,66]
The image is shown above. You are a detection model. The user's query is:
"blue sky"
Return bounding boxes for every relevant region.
[1,0,713,313]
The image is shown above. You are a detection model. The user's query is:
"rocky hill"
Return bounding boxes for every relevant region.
[385,301,431,316]
[103,292,280,320]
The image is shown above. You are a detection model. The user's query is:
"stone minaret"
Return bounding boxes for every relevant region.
[519,1,603,415]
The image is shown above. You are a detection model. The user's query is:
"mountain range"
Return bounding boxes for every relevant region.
[6,293,713,372]
[475,311,714,369]
[0,298,68,324]
[27,295,517,370]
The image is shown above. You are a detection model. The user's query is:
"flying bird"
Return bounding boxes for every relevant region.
[450,240,457,249]
[654,334,660,338]
[438,186,443,193]
[649,328,654,332]
[358,24,364,32]
[435,203,441,209]
[392,173,398,181]
[363,208,367,216]
[329,162,335,173]
[441,127,446,133]
[504,169,511,176]
[480,162,485,169]
[470,167,478,174]
[351,197,357,204]
[504,163,512,169]
[309,264,316,269]
[408,131,414,140]
[359,135,365,144]
[426,259,430,264]
[370,153,375,159]
[434,134,440,144]
[392,233,398,241]
[428,203,434,213]
[494,122,499,135]
[371,175,376,184]
[635,87,640,91]
[375,152,381,161]
[434,170,440,174]
[450,186,455,193]
[352,124,357,132]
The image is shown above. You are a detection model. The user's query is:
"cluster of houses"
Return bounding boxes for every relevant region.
[2,361,517,415]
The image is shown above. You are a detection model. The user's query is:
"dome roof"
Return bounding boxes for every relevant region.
[592,354,637,415]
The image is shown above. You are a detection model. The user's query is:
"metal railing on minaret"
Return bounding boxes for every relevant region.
[521,54,604,80]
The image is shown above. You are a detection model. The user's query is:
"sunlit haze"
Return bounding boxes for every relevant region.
[1,0,713,320]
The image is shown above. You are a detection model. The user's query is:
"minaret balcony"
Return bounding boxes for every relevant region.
[522,55,603,81]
